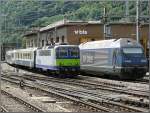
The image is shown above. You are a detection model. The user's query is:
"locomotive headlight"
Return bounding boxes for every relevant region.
[76,63,79,66]
[72,68,75,71]
[124,60,131,63]
[141,59,147,62]
[59,63,64,66]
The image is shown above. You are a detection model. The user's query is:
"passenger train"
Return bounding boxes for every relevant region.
[79,38,148,79]
[6,44,80,77]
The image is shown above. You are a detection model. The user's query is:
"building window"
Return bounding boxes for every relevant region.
[56,37,59,43]
[42,40,44,46]
[46,40,49,45]
[51,38,54,44]
[62,36,65,43]
[106,25,112,38]
[91,39,95,41]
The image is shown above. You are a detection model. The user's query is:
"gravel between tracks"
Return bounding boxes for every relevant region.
[1,83,71,112]
[1,63,149,112]
[1,81,98,112]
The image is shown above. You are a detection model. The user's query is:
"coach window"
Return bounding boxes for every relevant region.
[17,53,19,59]
[22,53,23,59]
[56,37,59,43]
[62,36,64,43]
[27,53,28,59]
[19,53,21,59]
[28,53,29,59]
[20,53,22,59]
[20,53,21,59]
[26,53,27,59]
[30,53,32,59]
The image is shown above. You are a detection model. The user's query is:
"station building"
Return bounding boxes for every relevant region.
[24,20,103,47]
[23,19,149,55]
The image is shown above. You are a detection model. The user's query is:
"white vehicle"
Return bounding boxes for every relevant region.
[36,45,80,74]
[14,48,37,68]
[6,44,80,77]
[6,50,16,65]
[79,38,147,79]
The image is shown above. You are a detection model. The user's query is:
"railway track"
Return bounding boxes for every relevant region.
[1,88,46,112]
[1,77,112,112]
[1,73,149,112]
[1,106,8,112]
[2,72,149,99]
[125,76,149,84]
[37,81,149,111]
[132,79,149,84]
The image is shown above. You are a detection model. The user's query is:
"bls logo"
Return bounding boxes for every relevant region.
[74,30,87,35]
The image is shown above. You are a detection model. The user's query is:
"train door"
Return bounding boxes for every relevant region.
[112,49,117,71]
[112,48,122,72]
[33,50,36,69]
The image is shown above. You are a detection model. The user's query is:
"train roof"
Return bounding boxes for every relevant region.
[38,45,79,50]
[79,38,142,49]
[14,47,38,52]
[6,50,16,53]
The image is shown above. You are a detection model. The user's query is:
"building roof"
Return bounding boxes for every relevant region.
[23,27,41,37]
[79,38,141,49]
[40,19,102,32]
[23,19,149,37]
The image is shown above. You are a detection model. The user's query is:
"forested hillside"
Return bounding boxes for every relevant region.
[0,0,149,44]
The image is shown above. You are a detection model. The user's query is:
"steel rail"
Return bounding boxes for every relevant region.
[1,77,111,112]
[1,89,46,112]
[37,81,149,112]
[1,76,149,112]
[2,72,148,98]
[1,106,8,112]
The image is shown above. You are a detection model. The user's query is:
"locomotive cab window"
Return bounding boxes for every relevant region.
[59,48,68,57]
[70,48,79,57]
[122,48,143,54]
[56,47,68,58]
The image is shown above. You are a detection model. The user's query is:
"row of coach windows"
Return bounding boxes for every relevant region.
[16,53,32,59]
[39,50,51,56]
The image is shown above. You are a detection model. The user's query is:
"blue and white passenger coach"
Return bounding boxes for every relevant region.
[79,38,148,79]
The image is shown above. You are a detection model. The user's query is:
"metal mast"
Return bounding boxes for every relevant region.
[136,0,139,43]
[103,7,106,40]
[125,0,129,21]
[149,1,150,110]
[0,44,1,109]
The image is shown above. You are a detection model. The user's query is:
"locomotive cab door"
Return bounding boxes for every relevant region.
[112,49,117,71]
[112,48,121,72]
